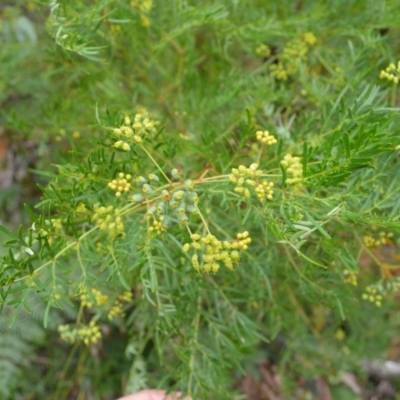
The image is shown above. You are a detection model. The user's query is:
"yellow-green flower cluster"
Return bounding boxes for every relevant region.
[256,130,277,146]
[302,32,317,45]
[112,110,158,147]
[148,215,167,235]
[77,321,102,345]
[230,164,274,201]
[255,181,274,201]
[134,173,160,197]
[108,173,132,197]
[363,231,393,247]
[142,179,199,234]
[362,286,383,307]
[92,204,125,238]
[269,62,289,80]
[58,320,102,346]
[270,33,316,80]
[343,270,358,286]
[282,36,310,61]
[281,154,303,185]
[379,61,400,84]
[230,164,259,198]
[108,290,133,320]
[182,232,251,273]
[255,44,271,57]
[131,0,152,26]
[80,288,109,308]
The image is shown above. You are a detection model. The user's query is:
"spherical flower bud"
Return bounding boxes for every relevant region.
[173,190,185,200]
[176,205,186,215]
[142,184,153,194]
[169,199,179,208]
[122,142,131,151]
[186,205,198,214]
[182,243,190,252]
[249,163,259,171]
[148,174,159,181]
[122,126,133,137]
[184,180,194,190]
[171,168,181,179]
[136,176,147,186]
[186,192,199,204]
[132,194,144,202]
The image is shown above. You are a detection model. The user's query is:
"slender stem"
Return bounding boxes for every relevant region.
[139,143,172,184]
[195,206,211,235]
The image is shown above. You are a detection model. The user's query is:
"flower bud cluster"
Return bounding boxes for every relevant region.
[282,38,308,62]
[363,231,393,247]
[269,62,289,80]
[58,320,102,346]
[230,164,274,201]
[112,110,158,149]
[255,44,271,57]
[80,288,109,309]
[362,286,383,307]
[131,0,153,27]
[148,215,167,234]
[255,181,274,200]
[108,172,132,197]
[379,61,400,84]
[182,231,251,273]
[343,270,357,286]
[302,32,317,45]
[132,173,161,198]
[92,204,125,238]
[281,154,303,185]
[270,33,316,80]
[108,290,133,320]
[256,130,277,146]
[144,179,199,235]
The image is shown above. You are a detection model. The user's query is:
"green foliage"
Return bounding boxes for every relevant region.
[0,298,49,398]
[1,1,400,399]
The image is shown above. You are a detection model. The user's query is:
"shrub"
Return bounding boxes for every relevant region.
[1,1,400,398]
